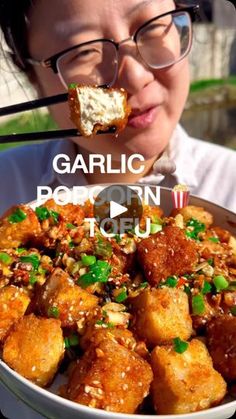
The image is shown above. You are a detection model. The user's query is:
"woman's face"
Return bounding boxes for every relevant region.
[27,0,190,160]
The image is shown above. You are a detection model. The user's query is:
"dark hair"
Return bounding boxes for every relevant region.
[0,0,33,71]
[0,0,191,73]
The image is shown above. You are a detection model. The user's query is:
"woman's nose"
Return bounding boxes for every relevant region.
[116,46,154,95]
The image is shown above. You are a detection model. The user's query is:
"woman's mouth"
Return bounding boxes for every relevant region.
[128,106,159,129]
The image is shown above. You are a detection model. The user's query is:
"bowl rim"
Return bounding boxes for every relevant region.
[30,184,236,218]
[1,359,236,419]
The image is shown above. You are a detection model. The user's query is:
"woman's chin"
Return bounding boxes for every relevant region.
[124,132,166,161]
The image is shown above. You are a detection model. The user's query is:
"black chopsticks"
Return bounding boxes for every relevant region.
[0,93,68,117]
[0,84,109,117]
[0,88,116,143]
[0,129,78,143]
[0,127,117,143]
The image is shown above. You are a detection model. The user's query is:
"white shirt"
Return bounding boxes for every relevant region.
[0,125,236,419]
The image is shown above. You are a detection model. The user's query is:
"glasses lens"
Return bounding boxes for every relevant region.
[56,40,118,88]
[137,11,192,69]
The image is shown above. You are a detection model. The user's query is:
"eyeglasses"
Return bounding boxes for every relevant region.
[27,5,199,88]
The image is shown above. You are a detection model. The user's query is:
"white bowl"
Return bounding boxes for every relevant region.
[1,186,236,419]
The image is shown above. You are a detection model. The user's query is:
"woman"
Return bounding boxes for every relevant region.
[0,1,235,417]
[0,0,235,215]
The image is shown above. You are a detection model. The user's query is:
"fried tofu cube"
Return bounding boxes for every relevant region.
[0,285,30,342]
[39,199,85,225]
[137,226,198,285]
[139,205,163,230]
[67,331,153,413]
[80,324,137,351]
[3,314,64,387]
[207,316,236,382]
[151,339,226,414]
[36,268,98,327]
[0,205,41,249]
[131,288,192,347]
[171,205,213,228]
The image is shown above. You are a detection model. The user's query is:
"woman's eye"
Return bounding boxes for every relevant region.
[144,23,170,38]
[77,48,98,58]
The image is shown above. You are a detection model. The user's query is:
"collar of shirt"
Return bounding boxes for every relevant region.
[139,125,198,189]
[39,125,198,190]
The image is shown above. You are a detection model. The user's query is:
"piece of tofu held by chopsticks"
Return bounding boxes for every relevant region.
[68,84,131,137]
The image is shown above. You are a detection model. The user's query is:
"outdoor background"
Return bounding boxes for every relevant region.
[0,0,236,152]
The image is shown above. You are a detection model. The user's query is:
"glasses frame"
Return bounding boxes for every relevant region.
[26,4,199,76]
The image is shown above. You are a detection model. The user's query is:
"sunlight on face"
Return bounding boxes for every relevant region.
[27,0,190,160]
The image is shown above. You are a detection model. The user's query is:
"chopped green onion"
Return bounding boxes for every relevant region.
[81,254,96,266]
[77,260,111,288]
[114,234,122,243]
[64,337,70,349]
[77,272,96,288]
[20,254,40,271]
[139,282,148,289]
[173,337,189,354]
[68,83,77,89]
[35,207,59,224]
[187,218,206,232]
[90,260,111,279]
[230,306,236,316]
[186,218,205,240]
[96,320,115,328]
[69,241,75,248]
[0,252,12,265]
[202,281,212,295]
[8,208,27,223]
[16,247,26,254]
[96,319,105,326]
[192,294,205,315]
[185,230,197,240]
[38,266,46,275]
[95,319,114,328]
[150,223,162,234]
[213,275,229,292]
[95,239,112,258]
[207,258,214,266]
[64,334,79,348]
[107,322,115,328]
[164,276,178,288]
[48,306,60,318]
[29,273,37,285]
[50,210,59,224]
[35,207,50,221]
[208,237,220,243]
[66,223,76,229]
[115,289,128,303]
[184,285,191,295]
[151,215,163,224]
